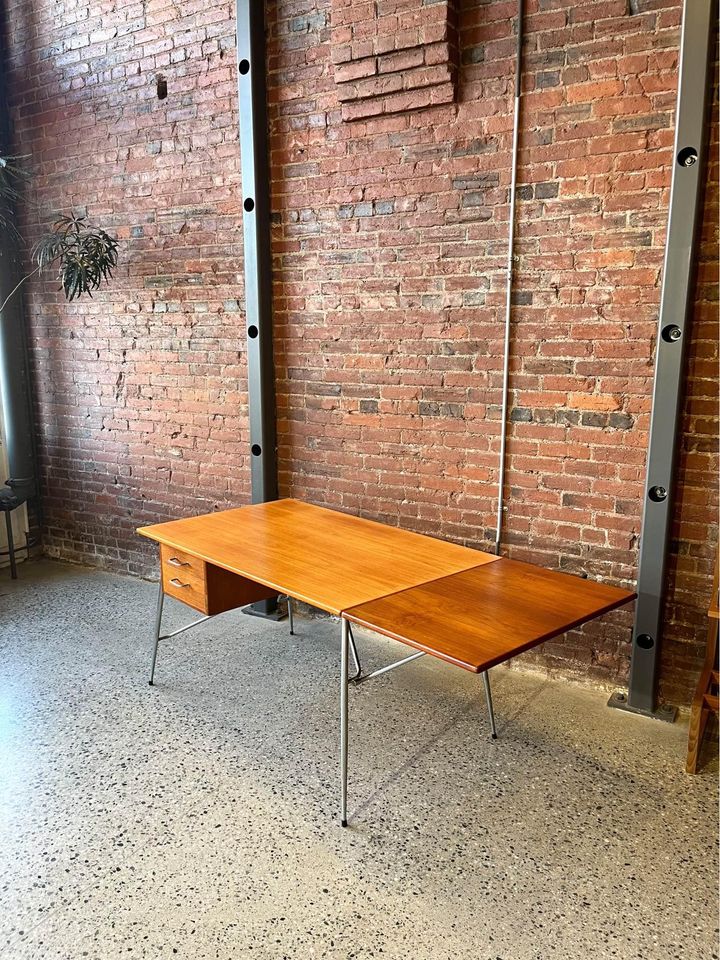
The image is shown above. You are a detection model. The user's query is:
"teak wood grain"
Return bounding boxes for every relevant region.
[139,499,496,615]
[345,558,636,673]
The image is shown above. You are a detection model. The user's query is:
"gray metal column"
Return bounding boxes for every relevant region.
[609,0,715,720]
[0,25,37,501]
[236,0,279,616]
[236,0,277,505]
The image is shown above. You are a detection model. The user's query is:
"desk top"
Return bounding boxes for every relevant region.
[345,557,635,673]
[138,498,496,615]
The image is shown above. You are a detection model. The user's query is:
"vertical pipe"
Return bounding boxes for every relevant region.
[0,24,37,500]
[494,0,524,556]
[0,237,36,496]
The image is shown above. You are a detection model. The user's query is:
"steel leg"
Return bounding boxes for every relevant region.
[483,670,497,739]
[5,511,17,580]
[340,617,349,827]
[348,622,362,680]
[148,583,165,686]
[287,596,294,635]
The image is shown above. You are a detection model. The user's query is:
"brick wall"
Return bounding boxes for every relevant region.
[2,0,717,704]
[3,0,251,570]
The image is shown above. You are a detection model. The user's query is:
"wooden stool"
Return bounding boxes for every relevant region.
[685,553,719,774]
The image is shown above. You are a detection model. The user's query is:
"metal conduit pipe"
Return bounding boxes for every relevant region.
[494,0,524,556]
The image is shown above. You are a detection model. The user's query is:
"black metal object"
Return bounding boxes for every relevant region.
[235,0,279,617]
[4,511,14,578]
[0,482,29,578]
[609,0,715,720]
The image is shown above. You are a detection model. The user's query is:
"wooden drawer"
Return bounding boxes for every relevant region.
[161,545,204,583]
[160,543,276,615]
[161,545,207,612]
[163,569,209,612]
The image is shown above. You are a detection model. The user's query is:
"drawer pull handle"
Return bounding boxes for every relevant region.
[168,557,190,567]
[169,578,189,588]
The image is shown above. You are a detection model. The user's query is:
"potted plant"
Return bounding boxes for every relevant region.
[0,154,119,577]
[0,156,119,310]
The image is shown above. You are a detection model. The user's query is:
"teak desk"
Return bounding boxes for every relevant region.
[138,499,635,826]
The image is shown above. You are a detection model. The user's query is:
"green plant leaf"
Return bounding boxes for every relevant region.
[33,213,119,301]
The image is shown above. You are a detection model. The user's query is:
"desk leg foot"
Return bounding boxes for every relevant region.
[148,583,165,686]
[341,819,347,828]
[483,670,498,740]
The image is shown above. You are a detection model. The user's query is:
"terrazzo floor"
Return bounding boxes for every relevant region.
[0,560,717,960]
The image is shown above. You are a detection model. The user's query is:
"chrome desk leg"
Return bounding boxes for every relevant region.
[340,617,349,827]
[483,670,497,739]
[287,596,295,635]
[347,622,362,681]
[148,583,165,686]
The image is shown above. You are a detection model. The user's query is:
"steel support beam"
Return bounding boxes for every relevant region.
[0,22,38,501]
[236,0,279,616]
[609,0,715,720]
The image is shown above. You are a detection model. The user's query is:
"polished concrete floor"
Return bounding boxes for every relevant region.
[0,560,717,960]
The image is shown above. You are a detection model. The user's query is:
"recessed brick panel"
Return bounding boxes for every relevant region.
[331,0,458,120]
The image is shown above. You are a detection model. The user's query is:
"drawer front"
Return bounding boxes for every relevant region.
[161,545,208,613]
[161,544,205,583]
[162,570,208,613]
